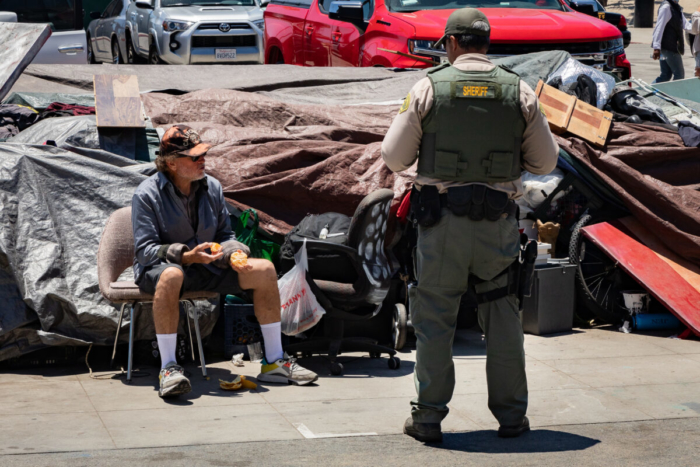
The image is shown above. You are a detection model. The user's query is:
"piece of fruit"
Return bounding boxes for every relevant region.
[210,243,222,254]
[230,249,248,268]
[240,375,258,390]
[219,376,242,390]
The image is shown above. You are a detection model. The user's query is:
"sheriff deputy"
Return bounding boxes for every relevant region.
[381,8,558,442]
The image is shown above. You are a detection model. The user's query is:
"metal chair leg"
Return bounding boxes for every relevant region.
[127,302,138,383]
[189,300,208,379]
[111,303,127,369]
[184,301,196,361]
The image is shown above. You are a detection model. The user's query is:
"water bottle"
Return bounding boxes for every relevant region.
[319,223,329,240]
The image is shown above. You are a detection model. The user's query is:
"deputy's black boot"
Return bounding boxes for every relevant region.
[403,417,443,443]
[498,416,530,438]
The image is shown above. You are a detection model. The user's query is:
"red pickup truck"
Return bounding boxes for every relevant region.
[264,0,630,79]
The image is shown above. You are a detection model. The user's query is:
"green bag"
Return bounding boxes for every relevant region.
[233,209,280,264]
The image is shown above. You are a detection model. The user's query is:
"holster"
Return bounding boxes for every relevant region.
[410,185,442,227]
[476,234,538,310]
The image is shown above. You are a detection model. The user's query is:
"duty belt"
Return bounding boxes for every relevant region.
[411,184,518,228]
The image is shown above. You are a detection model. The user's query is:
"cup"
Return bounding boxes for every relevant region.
[247,341,264,363]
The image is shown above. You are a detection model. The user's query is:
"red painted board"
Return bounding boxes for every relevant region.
[582,222,700,337]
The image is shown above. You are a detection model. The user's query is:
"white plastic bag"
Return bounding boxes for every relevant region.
[521,168,567,209]
[278,239,326,336]
[547,58,616,109]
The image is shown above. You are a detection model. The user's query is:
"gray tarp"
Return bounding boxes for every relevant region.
[3,92,95,110]
[13,51,570,105]
[0,22,51,102]
[0,144,215,361]
[9,115,160,162]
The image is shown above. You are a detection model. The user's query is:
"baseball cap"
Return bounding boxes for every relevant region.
[159,125,212,157]
[434,8,490,48]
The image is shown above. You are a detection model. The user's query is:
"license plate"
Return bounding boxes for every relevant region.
[216,49,237,61]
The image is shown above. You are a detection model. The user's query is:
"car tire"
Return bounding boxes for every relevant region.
[126,34,144,64]
[112,38,122,65]
[149,44,162,65]
[87,35,96,64]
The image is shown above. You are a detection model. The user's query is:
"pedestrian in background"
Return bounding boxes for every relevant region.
[691,6,700,78]
[651,0,693,82]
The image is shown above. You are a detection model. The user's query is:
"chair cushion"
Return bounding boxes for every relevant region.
[106,281,218,303]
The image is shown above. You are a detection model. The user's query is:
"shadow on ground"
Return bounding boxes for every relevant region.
[434,429,601,453]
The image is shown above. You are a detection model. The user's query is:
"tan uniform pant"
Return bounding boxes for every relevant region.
[409,208,528,426]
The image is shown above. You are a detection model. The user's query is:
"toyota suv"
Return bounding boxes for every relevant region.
[264,0,630,79]
[126,0,265,64]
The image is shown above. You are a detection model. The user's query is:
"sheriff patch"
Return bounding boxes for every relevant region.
[399,93,411,114]
[457,84,496,99]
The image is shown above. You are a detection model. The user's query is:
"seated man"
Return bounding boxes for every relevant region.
[132,125,318,398]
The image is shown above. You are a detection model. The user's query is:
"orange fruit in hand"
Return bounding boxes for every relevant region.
[230,249,248,268]
[210,243,222,254]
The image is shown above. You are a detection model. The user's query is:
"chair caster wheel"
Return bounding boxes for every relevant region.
[370,352,381,359]
[388,356,401,370]
[330,362,344,376]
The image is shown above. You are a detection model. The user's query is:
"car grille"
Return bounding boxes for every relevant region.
[192,35,257,48]
[487,42,606,56]
[197,23,251,30]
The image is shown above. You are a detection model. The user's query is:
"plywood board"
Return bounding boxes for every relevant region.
[568,99,613,148]
[0,22,51,102]
[535,80,576,134]
[582,221,700,336]
[93,75,145,128]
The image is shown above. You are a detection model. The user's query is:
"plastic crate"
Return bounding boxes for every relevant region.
[223,303,263,359]
[521,263,576,336]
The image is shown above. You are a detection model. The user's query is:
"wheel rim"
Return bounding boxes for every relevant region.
[127,42,134,64]
[577,238,628,323]
[150,50,158,64]
[112,42,120,64]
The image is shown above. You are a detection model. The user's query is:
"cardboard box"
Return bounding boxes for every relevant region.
[535,80,576,134]
[535,80,613,147]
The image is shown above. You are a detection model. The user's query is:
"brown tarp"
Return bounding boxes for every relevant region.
[144,90,700,267]
[556,123,700,267]
[142,89,414,235]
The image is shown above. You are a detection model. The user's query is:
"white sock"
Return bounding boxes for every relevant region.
[260,322,284,363]
[156,333,178,369]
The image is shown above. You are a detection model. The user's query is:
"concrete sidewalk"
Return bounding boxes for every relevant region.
[1,326,699,460]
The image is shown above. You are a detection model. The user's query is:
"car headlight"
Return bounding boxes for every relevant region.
[601,38,624,52]
[162,20,193,32]
[252,19,264,31]
[408,39,445,56]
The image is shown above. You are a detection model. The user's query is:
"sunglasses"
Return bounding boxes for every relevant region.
[176,154,205,163]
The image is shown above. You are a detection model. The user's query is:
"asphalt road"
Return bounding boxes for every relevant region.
[2,417,698,466]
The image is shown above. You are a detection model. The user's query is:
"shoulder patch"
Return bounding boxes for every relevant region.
[399,93,411,114]
[539,102,547,117]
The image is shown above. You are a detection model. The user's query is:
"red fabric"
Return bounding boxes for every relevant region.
[397,191,412,223]
[45,102,95,116]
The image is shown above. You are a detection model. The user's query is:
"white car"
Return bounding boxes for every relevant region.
[0,0,87,64]
[87,0,134,64]
[126,0,265,64]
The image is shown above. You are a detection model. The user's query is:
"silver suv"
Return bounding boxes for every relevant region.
[127,0,265,64]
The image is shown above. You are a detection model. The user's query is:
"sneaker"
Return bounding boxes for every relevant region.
[498,416,530,438]
[403,417,443,443]
[257,353,318,386]
[158,362,191,398]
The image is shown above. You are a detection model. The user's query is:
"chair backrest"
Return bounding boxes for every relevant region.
[347,189,395,301]
[97,207,134,298]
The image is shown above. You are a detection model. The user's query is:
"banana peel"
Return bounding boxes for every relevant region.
[219,375,257,391]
